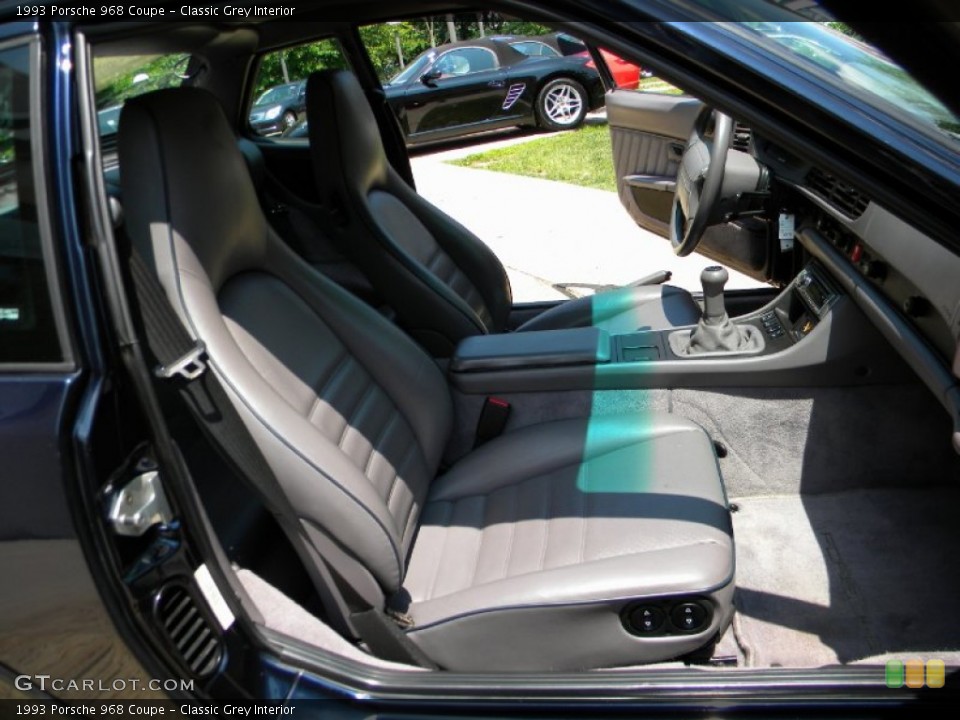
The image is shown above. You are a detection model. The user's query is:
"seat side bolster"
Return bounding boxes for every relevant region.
[364,189,492,333]
[180,270,407,591]
[385,170,514,331]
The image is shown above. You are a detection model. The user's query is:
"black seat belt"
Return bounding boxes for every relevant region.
[125,248,436,669]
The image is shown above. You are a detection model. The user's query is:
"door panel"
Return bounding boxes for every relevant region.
[606,91,703,137]
[608,90,702,236]
[611,129,684,233]
[608,89,773,283]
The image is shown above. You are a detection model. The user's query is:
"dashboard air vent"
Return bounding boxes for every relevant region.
[155,584,223,677]
[806,167,870,218]
[731,122,752,152]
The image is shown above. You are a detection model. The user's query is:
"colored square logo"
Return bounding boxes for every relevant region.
[927,659,946,689]
[885,659,904,688]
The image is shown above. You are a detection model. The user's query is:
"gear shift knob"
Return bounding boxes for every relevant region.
[701,266,729,325]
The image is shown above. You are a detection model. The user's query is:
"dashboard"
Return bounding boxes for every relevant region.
[744,130,960,363]
[740,128,960,451]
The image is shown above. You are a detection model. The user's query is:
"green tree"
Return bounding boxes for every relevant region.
[359,23,433,83]
[95,54,189,109]
[825,22,862,41]
[254,39,349,96]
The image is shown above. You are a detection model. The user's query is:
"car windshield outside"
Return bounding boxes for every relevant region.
[254,83,300,106]
[734,21,960,145]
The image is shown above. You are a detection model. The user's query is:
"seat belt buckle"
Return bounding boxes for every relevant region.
[474,396,511,448]
[155,341,207,381]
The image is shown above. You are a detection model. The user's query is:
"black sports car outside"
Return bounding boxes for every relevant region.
[288,35,605,144]
[249,79,307,136]
[385,36,604,140]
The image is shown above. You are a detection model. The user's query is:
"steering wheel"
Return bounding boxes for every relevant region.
[669,107,733,256]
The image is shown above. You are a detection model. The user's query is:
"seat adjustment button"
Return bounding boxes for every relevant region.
[671,602,707,632]
[629,605,665,634]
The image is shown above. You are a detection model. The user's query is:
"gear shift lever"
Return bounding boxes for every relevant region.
[700,266,729,326]
[669,266,764,356]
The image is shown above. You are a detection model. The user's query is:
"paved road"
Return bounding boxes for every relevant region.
[409,126,765,303]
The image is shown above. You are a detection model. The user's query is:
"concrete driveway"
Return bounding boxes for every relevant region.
[409,124,765,303]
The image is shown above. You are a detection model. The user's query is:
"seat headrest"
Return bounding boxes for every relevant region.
[306,69,390,200]
[118,87,269,296]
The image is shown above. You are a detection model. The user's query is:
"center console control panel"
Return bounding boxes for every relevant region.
[611,263,842,362]
[761,264,840,348]
[450,262,845,391]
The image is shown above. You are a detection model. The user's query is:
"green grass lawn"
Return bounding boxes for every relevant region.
[638,76,685,95]
[449,124,617,192]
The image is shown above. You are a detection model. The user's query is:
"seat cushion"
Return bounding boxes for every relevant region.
[401,413,734,671]
[516,284,701,334]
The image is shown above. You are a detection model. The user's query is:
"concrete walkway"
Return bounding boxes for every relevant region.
[410,126,765,302]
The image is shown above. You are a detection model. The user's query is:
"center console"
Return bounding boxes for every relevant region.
[449,260,898,394]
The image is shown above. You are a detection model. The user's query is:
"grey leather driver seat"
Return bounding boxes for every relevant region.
[305,70,701,356]
[119,87,734,671]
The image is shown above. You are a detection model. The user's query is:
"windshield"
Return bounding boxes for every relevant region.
[255,84,299,106]
[388,52,434,85]
[739,22,960,144]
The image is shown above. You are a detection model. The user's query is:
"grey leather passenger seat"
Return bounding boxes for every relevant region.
[119,87,734,671]
[306,70,701,356]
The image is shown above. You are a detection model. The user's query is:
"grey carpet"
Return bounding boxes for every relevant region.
[671,385,960,498]
[449,384,960,496]
[731,488,960,667]
[236,568,422,671]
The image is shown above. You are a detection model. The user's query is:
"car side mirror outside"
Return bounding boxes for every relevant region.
[421,69,442,86]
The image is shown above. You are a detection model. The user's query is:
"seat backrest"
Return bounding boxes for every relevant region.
[306,69,514,355]
[119,87,453,605]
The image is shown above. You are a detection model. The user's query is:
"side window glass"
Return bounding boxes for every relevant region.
[512,41,557,57]
[0,43,65,364]
[460,47,497,73]
[532,43,560,57]
[250,38,349,137]
[435,50,471,76]
[437,48,497,77]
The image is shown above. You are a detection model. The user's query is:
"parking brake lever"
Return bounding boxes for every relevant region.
[627,270,672,287]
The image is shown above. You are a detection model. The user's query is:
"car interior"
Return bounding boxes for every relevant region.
[77,7,960,685]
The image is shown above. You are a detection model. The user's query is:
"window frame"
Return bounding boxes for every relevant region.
[0,34,73,372]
